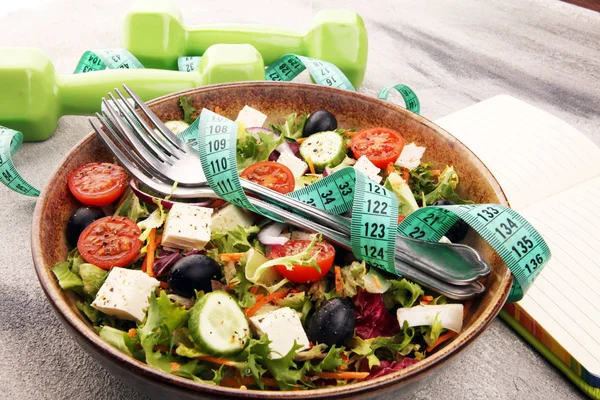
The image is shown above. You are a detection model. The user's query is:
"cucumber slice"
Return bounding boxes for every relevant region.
[188,291,250,356]
[164,120,190,135]
[299,131,347,172]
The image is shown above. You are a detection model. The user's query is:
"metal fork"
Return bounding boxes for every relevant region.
[89,118,485,300]
[93,85,491,286]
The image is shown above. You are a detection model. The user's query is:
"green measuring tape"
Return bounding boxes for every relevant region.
[0,127,40,197]
[191,110,401,270]
[186,111,549,302]
[73,49,144,73]
[176,54,420,115]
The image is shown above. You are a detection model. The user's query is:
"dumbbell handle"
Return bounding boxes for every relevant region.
[57,69,202,116]
[185,26,304,65]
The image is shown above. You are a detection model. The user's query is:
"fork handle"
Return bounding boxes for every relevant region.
[239,179,352,234]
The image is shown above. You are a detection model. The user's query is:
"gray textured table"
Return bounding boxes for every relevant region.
[1,0,598,399]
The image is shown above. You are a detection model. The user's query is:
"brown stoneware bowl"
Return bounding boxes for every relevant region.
[32,82,512,399]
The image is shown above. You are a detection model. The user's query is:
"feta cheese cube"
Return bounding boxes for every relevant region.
[277,152,308,178]
[235,105,267,128]
[249,307,310,358]
[92,268,159,323]
[395,143,426,170]
[211,204,254,233]
[353,155,382,183]
[162,203,212,250]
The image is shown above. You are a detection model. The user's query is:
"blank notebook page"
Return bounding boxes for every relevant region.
[435,95,600,210]
[435,94,600,378]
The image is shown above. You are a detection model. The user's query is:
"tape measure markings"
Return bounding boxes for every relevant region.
[398,204,551,302]
[0,127,40,197]
[178,56,202,73]
[74,49,144,74]
[377,84,421,114]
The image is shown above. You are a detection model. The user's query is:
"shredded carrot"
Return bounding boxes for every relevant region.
[220,377,279,388]
[144,228,157,277]
[214,106,223,114]
[398,215,406,224]
[334,266,344,295]
[159,281,169,289]
[170,362,181,372]
[426,331,457,352]
[420,295,434,305]
[305,156,316,174]
[219,252,246,263]
[249,286,260,295]
[401,168,410,182]
[337,353,349,371]
[296,137,308,144]
[195,356,240,367]
[127,328,137,338]
[314,371,370,380]
[245,290,289,318]
[385,162,396,176]
[344,131,358,137]
[225,281,241,291]
[154,235,162,246]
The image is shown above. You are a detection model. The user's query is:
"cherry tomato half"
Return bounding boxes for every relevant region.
[270,240,336,283]
[350,128,405,169]
[240,161,295,194]
[77,216,143,270]
[68,163,128,206]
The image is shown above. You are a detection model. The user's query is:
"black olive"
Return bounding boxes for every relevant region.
[303,110,338,137]
[66,207,105,247]
[432,199,470,242]
[168,255,222,297]
[307,298,355,347]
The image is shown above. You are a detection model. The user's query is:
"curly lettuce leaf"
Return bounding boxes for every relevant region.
[350,323,417,368]
[270,112,307,140]
[178,96,198,124]
[230,268,259,308]
[421,314,444,348]
[384,172,420,216]
[388,278,424,308]
[79,263,108,298]
[236,130,284,170]
[114,187,149,222]
[67,248,85,275]
[340,260,367,298]
[51,261,83,295]
[138,200,167,243]
[99,326,140,358]
[423,166,473,206]
[211,225,260,254]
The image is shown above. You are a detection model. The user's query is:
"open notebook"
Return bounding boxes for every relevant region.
[434,95,600,399]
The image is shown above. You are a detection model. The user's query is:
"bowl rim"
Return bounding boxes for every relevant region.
[31,81,512,398]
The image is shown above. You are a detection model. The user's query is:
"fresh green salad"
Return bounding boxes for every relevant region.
[53,101,473,391]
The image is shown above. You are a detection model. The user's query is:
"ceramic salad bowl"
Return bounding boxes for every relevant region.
[31,82,512,399]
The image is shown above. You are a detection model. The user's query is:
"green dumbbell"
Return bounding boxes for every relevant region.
[122,1,368,88]
[0,45,265,142]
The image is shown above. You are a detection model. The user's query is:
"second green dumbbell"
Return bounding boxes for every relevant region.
[0,44,264,142]
[122,1,368,88]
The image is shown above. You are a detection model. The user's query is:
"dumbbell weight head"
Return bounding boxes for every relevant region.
[304,10,368,89]
[122,2,368,87]
[0,45,265,142]
[122,1,186,70]
[0,48,61,141]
